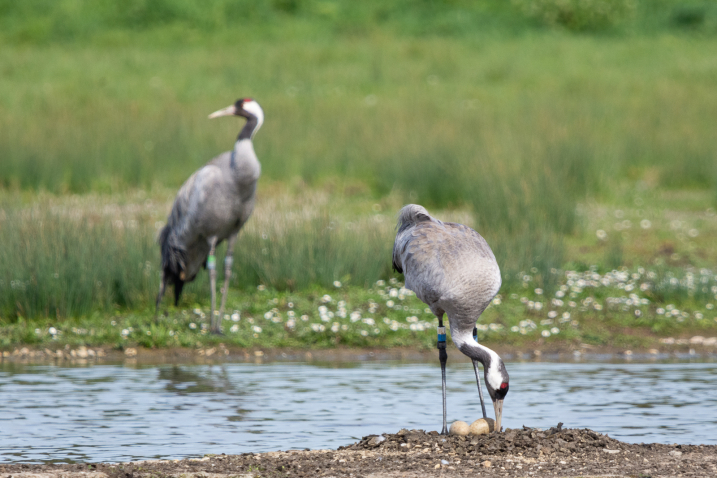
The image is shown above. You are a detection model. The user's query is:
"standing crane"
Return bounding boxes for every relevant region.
[392,204,509,433]
[156,98,264,333]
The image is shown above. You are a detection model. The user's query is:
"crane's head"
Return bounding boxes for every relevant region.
[484,355,509,432]
[208,98,264,136]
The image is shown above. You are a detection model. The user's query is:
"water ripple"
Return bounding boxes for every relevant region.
[0,361,715,463]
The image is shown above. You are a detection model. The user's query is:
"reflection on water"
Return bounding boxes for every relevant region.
[0,360,715,463]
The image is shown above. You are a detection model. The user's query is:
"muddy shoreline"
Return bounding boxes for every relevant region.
[2,426,715,477]
[2,343,717,365]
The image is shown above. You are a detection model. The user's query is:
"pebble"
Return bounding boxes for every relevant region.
[367,436,385,447]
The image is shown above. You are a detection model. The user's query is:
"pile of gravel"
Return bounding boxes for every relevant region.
[345,423,692,459]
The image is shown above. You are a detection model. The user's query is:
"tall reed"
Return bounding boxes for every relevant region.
[0,193,394,320]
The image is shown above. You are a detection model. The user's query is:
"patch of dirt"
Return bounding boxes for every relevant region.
[2,425,716,477]
[3,343,717,366]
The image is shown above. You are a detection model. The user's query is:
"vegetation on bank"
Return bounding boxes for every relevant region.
[2,189,716,350]
[1,0,717,348]
[3,267,717,352]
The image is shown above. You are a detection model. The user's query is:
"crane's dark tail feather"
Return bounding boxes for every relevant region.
[159,225,188,305]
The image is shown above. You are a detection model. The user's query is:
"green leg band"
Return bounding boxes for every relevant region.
[207,255,216,270]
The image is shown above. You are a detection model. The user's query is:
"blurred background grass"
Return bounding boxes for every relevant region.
[1,0,717,321]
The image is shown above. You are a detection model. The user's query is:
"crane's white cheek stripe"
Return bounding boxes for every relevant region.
[486,360,502,390]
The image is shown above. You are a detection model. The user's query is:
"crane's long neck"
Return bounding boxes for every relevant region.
[229,139,261,182]
[450,325,502,390]
[237,114,260,141]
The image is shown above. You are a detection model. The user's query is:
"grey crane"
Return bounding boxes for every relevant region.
[392,204,509,434]
[156,98,264,333]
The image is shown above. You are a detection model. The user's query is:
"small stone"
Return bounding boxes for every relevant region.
[669,450,682,457]
[482,460,491,468]
[449,421,469,436]
[469,418,495,435]
[367,436,385,447]
[124,348,137,357]
[434,464,440,469]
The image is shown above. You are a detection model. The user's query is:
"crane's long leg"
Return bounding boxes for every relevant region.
[208,237,219,333]
[437,316,448,435]
[218,233,238,321]
[155,272,168,316]
[472,360,488,420]
[472,327,488,420]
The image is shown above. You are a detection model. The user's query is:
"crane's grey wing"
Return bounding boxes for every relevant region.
[169,165,226,241]
[393,222,447,309]
[441,222,498,264]
[395,221,501,315]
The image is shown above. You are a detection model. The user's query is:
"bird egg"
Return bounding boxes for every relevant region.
[449,421,470,436]
[469,418,495,435]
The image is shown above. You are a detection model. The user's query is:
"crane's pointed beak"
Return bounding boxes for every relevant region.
[493,399,503,432]
[208,105,237,119]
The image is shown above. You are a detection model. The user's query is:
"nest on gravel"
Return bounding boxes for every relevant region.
[344,422,701,458]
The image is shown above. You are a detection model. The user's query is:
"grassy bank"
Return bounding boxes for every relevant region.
[2,189,717,350]
[3,266,717,352]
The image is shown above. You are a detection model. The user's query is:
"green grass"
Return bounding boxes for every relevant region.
[2,188,716,352]
[0,190,395,320]
[2,1,717,349]
[3,266,716,351]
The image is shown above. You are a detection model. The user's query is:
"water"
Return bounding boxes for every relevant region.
[1,359,716,463]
